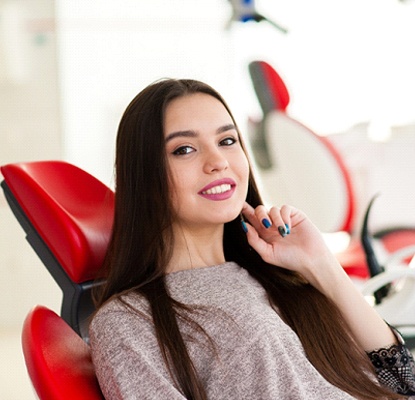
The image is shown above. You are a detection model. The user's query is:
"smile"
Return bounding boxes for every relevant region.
[198,178,236,201]
[201,184,232,195]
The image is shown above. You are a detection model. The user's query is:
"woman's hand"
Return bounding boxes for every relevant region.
[242,201,398,351]
[241,202,342,291]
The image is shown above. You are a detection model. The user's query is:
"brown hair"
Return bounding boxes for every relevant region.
[94,79,401,399]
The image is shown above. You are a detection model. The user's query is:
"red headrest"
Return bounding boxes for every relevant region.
[1,161,114,283]
[261,61,290,111]
[249,60,290,112]
[22,305,103,399]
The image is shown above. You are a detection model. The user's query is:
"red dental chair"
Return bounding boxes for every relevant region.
[1,160,113,399]
[248,60,415,280]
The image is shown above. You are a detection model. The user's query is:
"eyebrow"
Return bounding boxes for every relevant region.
[165,123,236,143]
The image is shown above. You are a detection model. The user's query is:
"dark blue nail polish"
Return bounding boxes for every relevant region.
[278,225,287,237]
[262,218,272,229]
[285,223,290,234]
[241,220,248,233]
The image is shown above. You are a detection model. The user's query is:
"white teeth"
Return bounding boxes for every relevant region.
[203,184,231,195]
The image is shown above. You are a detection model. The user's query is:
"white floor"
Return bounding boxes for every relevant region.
[0,328,37,400]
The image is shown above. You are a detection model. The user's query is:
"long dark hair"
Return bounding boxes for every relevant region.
[94,79,400,399]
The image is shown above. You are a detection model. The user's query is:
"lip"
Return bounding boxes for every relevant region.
[198,178,236,201]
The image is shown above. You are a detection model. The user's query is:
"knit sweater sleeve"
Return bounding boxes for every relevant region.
[366,327,415,396]
[89,303,186,400]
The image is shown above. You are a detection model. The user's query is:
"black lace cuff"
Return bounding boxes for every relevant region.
[367,343,415,395]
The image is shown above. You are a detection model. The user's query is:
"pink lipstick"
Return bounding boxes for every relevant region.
[198,178,236,201]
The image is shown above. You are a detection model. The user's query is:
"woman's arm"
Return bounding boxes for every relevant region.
[367,337,415,396]
[243,202,415,396]
[308,255,398,351]
[241,202,396,351]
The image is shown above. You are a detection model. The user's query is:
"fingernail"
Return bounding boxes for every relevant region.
[241,220,248,233]
[278,225,287,237]
[262,218,272,229]
[285,223,290,234]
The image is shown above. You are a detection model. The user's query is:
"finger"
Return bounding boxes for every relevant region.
[241,202,264,232]
[244,203,279,233]
[269,206,289,237]
[242,220,274,263]
[279,205,292,234]
[254,205,274,229]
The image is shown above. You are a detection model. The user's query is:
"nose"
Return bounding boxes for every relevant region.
[203,147,229,173]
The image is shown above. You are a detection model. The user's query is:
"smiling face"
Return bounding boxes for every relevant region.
[164,92,249,231]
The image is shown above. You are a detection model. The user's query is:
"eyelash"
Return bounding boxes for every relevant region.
[172,146,195,156]
[172,136,237,156]
[220,137,237,146]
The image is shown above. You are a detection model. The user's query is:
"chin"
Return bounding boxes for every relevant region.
[222,211,242,224]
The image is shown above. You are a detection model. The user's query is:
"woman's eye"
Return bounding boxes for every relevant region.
[173,146,195,156]
[220,137,237,146]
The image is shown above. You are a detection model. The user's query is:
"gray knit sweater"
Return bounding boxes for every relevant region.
[89,262,412,399]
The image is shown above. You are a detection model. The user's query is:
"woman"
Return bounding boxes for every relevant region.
[90,78,415,399]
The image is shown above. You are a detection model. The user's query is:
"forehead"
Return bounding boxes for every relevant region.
[164,93,232,135]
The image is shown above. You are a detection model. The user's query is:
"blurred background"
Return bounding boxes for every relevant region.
[2,0,415,398]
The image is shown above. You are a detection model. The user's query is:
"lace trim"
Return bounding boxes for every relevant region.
[367,343,415,395]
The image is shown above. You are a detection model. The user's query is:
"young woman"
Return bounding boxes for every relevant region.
[90,78,415,399]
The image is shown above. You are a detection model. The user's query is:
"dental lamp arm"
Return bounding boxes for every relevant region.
[226,0,288,33]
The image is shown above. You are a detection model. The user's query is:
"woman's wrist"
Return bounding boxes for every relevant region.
[304,254,348,299]
[308,256,398,350]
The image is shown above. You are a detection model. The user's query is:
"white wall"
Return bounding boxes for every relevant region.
[0,1,61,397]
[0,0,62,329]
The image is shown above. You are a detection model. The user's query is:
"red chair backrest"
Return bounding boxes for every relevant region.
[260,112,356,233]
[22,305,104,400]
[0,161,114,283]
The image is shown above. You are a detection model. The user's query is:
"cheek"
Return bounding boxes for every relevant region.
[238,157,251,199]
[167,167,189,212]
[167,159,182,189]
[169,167,186,193]
[237,154,250,182]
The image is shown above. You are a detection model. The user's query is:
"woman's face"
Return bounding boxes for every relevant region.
[164,92,249,230]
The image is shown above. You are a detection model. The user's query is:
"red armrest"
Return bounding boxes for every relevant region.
[22,305,104,399]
